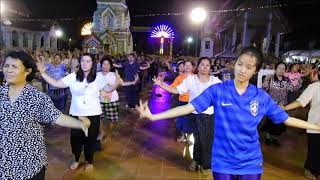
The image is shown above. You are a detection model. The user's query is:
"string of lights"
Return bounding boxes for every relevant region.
[4,17,92,22]
[134,4,288,17]
[3,3,288,22]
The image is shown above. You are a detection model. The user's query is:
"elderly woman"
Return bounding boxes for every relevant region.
[0,51,90,180]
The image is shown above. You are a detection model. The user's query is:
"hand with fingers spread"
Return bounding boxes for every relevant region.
[136,100,153,120]
[79,116,91,137]
[152,75,164,86]
[36,58,47,74]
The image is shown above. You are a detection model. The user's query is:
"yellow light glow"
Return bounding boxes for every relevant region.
[81,22,93,36]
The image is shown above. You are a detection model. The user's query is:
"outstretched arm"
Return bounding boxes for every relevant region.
[55,115,91,136]
[282,101,303,111]
[121,74,139,86]
[136,100,195,121]
[284,117,320,131]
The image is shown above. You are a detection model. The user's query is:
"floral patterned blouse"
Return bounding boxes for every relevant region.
[262,75,298,105]
[0,84,61,179]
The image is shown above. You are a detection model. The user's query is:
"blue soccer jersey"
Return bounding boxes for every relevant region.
[191,80,289,175]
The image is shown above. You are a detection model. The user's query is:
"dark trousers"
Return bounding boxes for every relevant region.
[28,167,45,180]
[305,133,320,176]
[192,114,214,170]
[125,85,139,108]
[70,115,100,164]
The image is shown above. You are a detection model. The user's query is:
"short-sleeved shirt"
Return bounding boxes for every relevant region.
[0,84,62,179]
[46,64,67,90]
[191,80,288,175]
[62,73,105,116]
[96,72,119,103]
[176,75,221,114]
[171,74,190,102]
[297,82,320,134]
[122,62,140,81]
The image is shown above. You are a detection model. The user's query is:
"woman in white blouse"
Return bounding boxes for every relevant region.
[37,53,119,172]
[153,57,221,173]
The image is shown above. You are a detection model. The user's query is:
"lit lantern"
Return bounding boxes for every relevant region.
[150,25,175,55]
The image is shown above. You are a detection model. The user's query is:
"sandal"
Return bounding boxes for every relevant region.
[177,136,186,143]
[305,169,317,180]
[84,164,94,173]
[187,160,197,171]
[69,161,79,170]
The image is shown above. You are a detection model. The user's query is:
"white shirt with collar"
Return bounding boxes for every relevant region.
[62,72,105,116]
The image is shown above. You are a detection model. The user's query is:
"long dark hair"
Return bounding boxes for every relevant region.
[76,53,97,83]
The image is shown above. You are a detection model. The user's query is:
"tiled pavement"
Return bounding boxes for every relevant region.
[45,85,309,180]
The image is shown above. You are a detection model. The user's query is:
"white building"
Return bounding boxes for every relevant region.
[92,0,133,55]
[200,0,289,59]
[0,1,57,51]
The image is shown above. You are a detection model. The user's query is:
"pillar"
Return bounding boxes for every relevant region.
[242,12,248,47]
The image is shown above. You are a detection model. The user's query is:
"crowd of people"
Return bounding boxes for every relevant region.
[0,47,319,180]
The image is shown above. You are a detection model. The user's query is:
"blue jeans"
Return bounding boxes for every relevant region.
[48,89,66,112]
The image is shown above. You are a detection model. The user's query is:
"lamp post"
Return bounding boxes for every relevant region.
[187,36,193,56]
[55,29,63,50]
[68,38,71,49]
[190,7,207,57]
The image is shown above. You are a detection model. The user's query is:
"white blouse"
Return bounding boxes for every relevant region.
[62,73,105,116]
[176,75,221,114]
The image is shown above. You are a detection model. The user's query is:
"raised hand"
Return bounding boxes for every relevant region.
[152,75,164,86]
[36,58,47,74]
[136,100,153,120]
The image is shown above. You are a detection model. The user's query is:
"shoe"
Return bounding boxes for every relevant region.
[188,161,197,171]
[265,138,271,146]
[69,161,79,170]
[305,169,318,180]
[84,164,94,173]
[177,136,186,143]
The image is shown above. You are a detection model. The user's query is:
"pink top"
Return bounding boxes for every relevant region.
[285,72,302,87]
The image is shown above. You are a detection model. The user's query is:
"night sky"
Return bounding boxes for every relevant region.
[21,0,320,52]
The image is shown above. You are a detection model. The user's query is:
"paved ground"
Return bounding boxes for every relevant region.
[45,84,309,180]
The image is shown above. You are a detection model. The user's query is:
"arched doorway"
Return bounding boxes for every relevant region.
[12,31,19,47]
[23,33,28,48]
[40,36,44,48]
[33,34,38,50]
[50,36,55,50]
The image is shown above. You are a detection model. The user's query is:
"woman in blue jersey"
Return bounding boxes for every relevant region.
[136,47,320,180]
